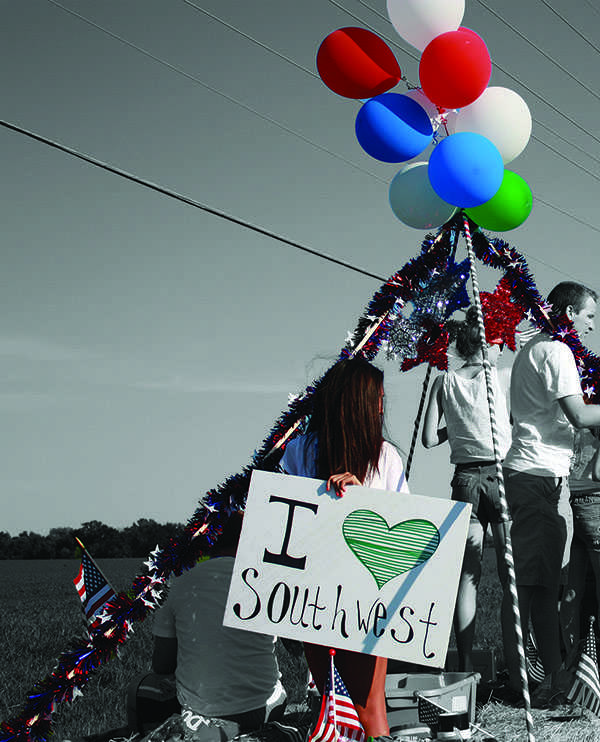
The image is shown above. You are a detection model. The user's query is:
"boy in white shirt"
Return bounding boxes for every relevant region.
[503,281,600,705]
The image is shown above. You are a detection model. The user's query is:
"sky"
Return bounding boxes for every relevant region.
[1,0,599,536]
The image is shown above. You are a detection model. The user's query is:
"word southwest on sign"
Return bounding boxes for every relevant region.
[233,566,439,660]
[224,471,469,666]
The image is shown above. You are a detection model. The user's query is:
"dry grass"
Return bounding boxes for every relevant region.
[477,701,600,741]
[3,556,600,742]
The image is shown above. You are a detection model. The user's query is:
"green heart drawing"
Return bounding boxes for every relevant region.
[342,509,440,589]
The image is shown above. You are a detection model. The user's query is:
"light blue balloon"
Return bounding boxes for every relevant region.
[355,93,433,163]
[389,162,457,229]
[428,132,504,207]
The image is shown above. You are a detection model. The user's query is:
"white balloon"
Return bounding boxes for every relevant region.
[386,0,465,51]
[389,162,457,229]
[441,109,459,134]
[453,86,532,164]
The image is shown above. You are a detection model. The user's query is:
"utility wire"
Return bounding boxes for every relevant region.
[35,3,600,242]
[181,0,600,181]
[346,0,421,65]
[582,0,600,18]
[326,0,420,64]
[0,116,591,288]
[475,0,600,103]
[538,0,600,55]
[53,0,600,186]
[532,134,600,184]
[491,65,600,150]
[329,1,600,161]
[332,0,600,179]
[535,195,600,235]
[0,118,387,282]
[178,0,319,79]
[534,120,600,169]
[45,0,386,185]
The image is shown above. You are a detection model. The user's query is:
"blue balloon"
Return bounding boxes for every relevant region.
[428,132,504,207]
[355,93,433,163]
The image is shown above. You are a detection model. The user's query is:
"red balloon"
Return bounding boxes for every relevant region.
[317,27,401,99]
[419,29,491,109]
[457,26,480,39]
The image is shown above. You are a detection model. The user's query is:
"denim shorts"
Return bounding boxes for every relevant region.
[571,493,600,553]
[504,469,568,588]
[451,461,505,529]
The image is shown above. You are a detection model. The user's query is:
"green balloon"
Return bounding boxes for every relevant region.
[465,170,533,231]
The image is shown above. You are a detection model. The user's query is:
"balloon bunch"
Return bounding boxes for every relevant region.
[316,0,533,232]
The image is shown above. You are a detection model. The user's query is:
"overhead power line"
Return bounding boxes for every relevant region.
[326,0,420,65]
[178,0,319,79]
[49,0,600,186]
[488,61,600,151]
[0,118,386,282]
[581,0,600,18]
[537,0,600,55]
[534,120,600,169]
[178,0,600,185]
[45,0,386,185]
[1,116,594,298]
[328,1,600,162]
[35,2,600,240]
[475,0,600,103]
[535,196,600,236]
[532,134,600,184]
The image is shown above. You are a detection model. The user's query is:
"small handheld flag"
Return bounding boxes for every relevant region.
[568,616,600,715]
[525,630,545,685]
[308,649,366,742]
[73,537,116,620]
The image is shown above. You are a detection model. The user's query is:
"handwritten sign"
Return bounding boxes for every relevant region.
[224,470,470,667]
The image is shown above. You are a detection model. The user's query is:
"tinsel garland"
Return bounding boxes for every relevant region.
[469,221,600,402]
[3,213,599,741]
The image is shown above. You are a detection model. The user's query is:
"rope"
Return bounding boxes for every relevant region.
[405,364,433,481]
[462,213,535,741]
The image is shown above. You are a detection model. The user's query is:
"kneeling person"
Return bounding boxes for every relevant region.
[140,513,286,740]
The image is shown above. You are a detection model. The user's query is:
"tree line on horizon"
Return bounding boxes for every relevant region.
[0,518,186,559]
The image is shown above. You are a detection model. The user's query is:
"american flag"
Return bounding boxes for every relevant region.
[567,617,600,715]
[73,548,116,620]
[525,630,546,685]
[308,652,366,742]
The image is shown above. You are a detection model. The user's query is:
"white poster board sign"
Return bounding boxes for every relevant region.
[224,470,470,667]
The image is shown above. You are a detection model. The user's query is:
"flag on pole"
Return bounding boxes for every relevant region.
[308,650,366,742]
[567,616,600,715]
[73,539,116,620]
[525,630,546,685]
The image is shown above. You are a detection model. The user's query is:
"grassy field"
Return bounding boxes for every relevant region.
[2,554,600,741]
[0,558,308,741]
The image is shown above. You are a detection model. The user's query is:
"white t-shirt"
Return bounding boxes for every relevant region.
[281,436,410,493]
[153,557,281,716]
[441,366,511,464]
[504,333,582,476]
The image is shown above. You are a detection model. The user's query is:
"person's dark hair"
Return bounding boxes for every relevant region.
[547,281,598,317]
[213,510,243,554]
[308,357,384,483]
[455,307,483,360]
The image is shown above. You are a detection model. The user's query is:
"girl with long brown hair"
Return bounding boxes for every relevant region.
[280,357,409,741]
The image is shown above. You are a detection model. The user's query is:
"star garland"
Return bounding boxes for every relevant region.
[468,221,600,401]
[4,213,600,741]
[480,276,527,351]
